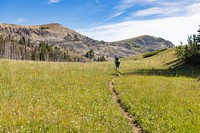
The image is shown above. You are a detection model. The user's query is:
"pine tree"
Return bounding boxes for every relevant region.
[175,25,200,64]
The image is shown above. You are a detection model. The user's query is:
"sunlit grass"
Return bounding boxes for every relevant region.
[1,48,200,132]
[115,48,200,132]
[0,60,132,132]
[115,75,200,132]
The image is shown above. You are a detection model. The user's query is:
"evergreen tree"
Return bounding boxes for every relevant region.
[175,25,200,64]
[85,49,94,59]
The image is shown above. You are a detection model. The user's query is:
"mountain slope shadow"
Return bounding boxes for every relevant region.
[123,63,200,78]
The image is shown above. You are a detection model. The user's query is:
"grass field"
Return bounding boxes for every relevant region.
[0,60,132,132]
[115,49,200,132]
[0,48,200,132]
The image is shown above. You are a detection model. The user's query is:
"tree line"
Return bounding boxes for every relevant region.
[0,35,86,62]
[176,26,200,65]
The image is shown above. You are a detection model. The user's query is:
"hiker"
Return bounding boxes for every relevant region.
[115,56,120,71]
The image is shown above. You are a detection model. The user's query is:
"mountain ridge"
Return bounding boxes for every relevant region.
[0,23,174,61]
[113,35,174,52]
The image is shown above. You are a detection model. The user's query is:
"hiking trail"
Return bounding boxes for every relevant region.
[109,78,143,133]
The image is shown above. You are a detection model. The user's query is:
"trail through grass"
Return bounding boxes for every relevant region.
[1,48,199,132]
[109,78,142,133]
[114,48,200,132]
[0,60,132,132]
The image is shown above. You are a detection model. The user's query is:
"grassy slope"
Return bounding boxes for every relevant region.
[0,60,132,132]
[0,48,199,132]
[115,48,200,132]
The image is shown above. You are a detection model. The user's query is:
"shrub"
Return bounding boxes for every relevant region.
[97,56,107,62]
[40,26,49,30]
[143,48,167,58]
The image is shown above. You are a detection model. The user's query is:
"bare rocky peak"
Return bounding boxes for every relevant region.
[114,35,174,52]
[0,23,84,43]
[34,23,80,36]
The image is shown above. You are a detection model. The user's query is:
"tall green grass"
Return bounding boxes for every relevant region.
[1,48,199,132]
[115,48,200,132]
[0,60,132,132]
[115,76,200,132]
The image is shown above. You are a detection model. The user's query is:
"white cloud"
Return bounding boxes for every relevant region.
[109,11,124,20]
[77,14,200,46]
[116,0,199,14]
[48,0,60,4]
[134,7,167,16]
[128,7,183,19]
[77,1,200,46]
[116,0,158,11]
[186,3,200,15]
[129,1,200,18]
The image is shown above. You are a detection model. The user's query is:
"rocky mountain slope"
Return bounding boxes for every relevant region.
[113,35,174,53]
[0,23,174,61]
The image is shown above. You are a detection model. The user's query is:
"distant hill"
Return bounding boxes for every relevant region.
[0,23,174,61]
[112,35,174,53]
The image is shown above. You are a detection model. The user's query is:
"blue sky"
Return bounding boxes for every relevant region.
[1,0,200,45]
[0,0,122,28]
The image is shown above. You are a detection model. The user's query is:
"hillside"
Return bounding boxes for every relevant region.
[0,23,174,61]
[114,48,200,132]
[113,35,174,53]
[0,48,199,132]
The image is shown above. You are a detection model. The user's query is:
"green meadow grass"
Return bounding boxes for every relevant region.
[115,48,200,132]
[0,48,199,133]
[0,60,132,132]
[115,76,200,132]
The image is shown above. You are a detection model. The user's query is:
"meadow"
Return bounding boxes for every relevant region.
[115,49,200,132]
[0,60,132,132]
[0,48,199,132]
